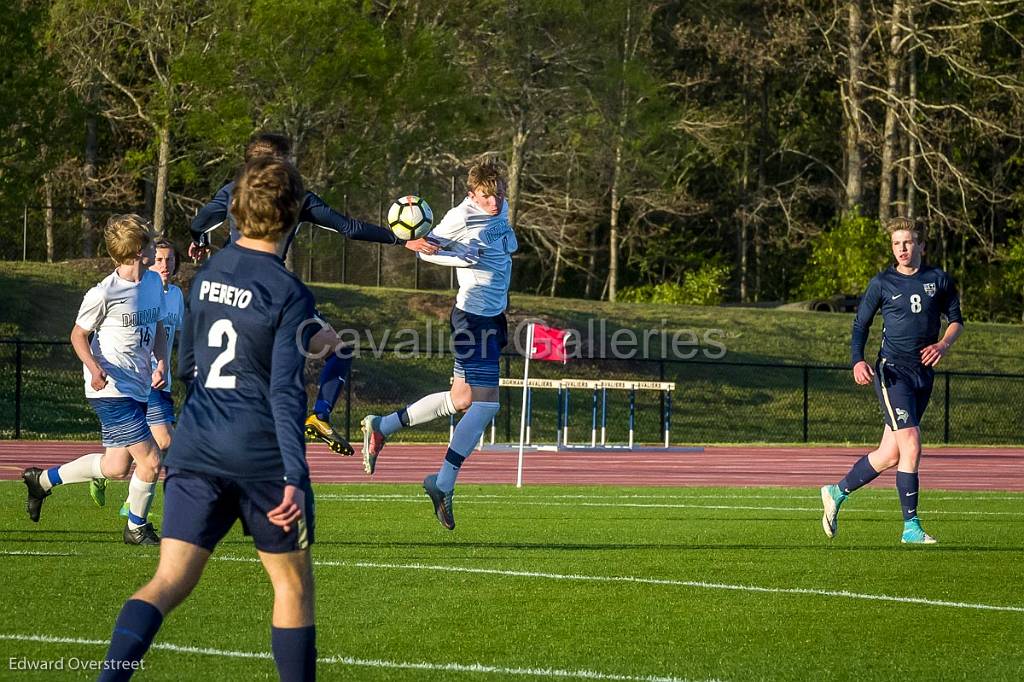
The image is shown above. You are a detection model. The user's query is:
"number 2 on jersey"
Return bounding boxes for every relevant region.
[206,319,237,389]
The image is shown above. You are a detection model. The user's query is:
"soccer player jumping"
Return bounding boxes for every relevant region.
[99,156,319,680]
[361,159,516,530]
[821,217,964,544]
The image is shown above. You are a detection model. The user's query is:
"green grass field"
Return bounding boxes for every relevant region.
[2,481,1022,680]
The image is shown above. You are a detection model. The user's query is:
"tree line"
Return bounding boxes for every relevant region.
[2,0,1022,320]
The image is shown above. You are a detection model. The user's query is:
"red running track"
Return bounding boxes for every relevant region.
[1,441,1022,491]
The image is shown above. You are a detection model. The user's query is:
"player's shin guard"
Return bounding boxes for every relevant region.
[126,473,156,529]
[837,454,882,495]
[313,353,351,419]
[99,599,163,681]
[271,625,317,682]
[896,471,920,520]
[436,401,499,492]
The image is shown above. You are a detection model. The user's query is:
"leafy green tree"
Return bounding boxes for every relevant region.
[797,213,889,298]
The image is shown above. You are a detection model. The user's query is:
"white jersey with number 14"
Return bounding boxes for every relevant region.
[76,269,167,402]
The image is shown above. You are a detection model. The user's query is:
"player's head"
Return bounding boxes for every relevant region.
[466,158,507,216]
[244,133,292,162]
[104,214,155,266]
[230,156,305,242]
[886,216,924,267]
[150,237,179,286]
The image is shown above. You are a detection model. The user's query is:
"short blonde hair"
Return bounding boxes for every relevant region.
[466,158,507,195]
[104,214,153,265]
[230,157,304,240]
[885,216,924,242]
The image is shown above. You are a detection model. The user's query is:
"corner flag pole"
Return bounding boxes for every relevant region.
[516,322,535,488]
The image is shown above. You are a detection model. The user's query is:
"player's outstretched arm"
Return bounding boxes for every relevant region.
[303,191,398,244]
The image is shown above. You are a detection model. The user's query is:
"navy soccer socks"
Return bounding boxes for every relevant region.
[99,599,163,681]
[313,354,351,420]
[896,471,920,520]
[271,624,317,681]
[837,455,882,495]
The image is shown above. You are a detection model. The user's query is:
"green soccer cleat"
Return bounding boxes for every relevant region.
[89,478,107,507]
[423,474,455,530]
[360,414,386,475]
[820,484,847,538]
[119,500,130,518]
[901,517,937,545]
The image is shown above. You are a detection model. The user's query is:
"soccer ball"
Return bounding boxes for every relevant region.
[386,195,433,240]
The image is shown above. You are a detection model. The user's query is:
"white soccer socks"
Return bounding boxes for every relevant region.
[42,452,105,490]
[381,391,458,437]
[126,473,157,529]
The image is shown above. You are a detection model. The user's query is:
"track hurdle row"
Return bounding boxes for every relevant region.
[450,378,676,451]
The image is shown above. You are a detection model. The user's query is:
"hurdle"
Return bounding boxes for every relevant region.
[453,377,693,452]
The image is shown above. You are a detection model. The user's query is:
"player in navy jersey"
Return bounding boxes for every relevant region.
[99,157,318,681]
[821,217,964,545]
[188,133,438,458]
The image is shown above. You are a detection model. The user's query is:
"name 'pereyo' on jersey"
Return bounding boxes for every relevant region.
[198,280,253,308]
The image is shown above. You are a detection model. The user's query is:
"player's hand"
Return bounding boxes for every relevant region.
[151,368,166,390]
[920,341,949,367]
[404,238,439,255]
[852,361,875,385]
[267,484,304,532]
[89,367,108,391]
[188,242,210,263]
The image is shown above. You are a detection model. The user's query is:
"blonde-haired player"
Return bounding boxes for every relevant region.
[22,214,167,545]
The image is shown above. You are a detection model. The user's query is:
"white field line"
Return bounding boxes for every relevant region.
[0,550,79,557]
[213,556,1024,614]
[0,633,712,682]
[314,495,1024,517]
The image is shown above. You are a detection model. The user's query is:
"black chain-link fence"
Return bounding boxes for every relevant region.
[2,339,1022,445]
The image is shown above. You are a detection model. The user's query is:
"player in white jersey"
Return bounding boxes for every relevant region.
[361,159,516,529]
[21,215,167,546]
[91,238,185,517]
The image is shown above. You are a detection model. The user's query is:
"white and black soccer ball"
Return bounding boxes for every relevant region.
[386,195,433,240]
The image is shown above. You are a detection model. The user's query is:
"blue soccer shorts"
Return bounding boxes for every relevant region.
[146,389,175,426]
[450,306,508,387]
[88,397,152,448]
[873,358,935,430]
[161,468,315,554]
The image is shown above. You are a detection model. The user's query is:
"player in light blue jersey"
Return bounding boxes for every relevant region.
[21,215,167,546]
[362,159,516,530]
[91,237,185,517]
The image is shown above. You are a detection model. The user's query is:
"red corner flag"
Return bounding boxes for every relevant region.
[530,323,569,363]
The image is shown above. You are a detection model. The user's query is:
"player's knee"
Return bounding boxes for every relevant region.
[153,433,172,451]
[451,392,473,412]
[469,400,500,418]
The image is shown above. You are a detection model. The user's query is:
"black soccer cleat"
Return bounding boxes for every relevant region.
[123,522,161,546]
[22,467,51,523]
[423,474,455,530]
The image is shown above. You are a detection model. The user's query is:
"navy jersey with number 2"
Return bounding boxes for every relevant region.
[168,243,316,486]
